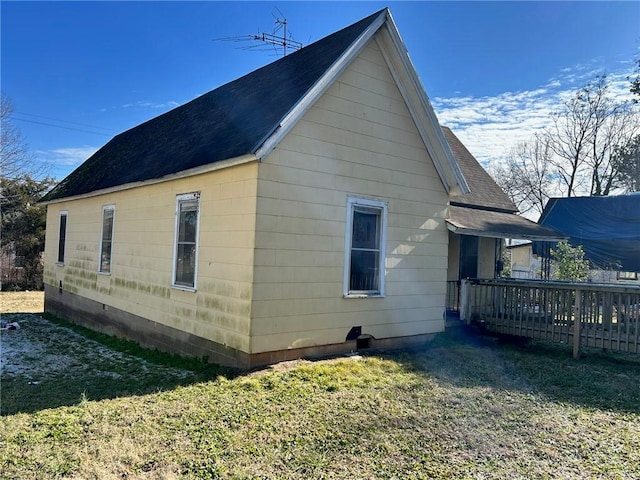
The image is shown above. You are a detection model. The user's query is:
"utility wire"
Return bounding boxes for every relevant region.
[15,111,118,132]
[11,117,113,136]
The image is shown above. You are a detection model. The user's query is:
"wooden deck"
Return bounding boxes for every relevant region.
[460,278,640,357]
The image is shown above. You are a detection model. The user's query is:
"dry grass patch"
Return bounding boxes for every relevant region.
[0,291,44,314]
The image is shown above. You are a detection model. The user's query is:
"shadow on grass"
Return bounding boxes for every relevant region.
[1,313,237,416]
[397,324,640,415]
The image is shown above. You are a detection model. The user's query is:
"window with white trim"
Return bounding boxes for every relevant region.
[57,211,68,264]
[618,271,638,280]
[99,205,115,274]
[344,196,387,297]
[173,193,200,289]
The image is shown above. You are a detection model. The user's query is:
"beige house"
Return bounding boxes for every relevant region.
[508,242,539,279]
[41,9,469,368]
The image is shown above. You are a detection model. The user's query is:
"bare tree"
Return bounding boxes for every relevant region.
[1,95,37,180]
[490,137,554,216]
[545,75,639,197]
[583,77,638,195]
[497,75,639,212]
[544,77,603,197]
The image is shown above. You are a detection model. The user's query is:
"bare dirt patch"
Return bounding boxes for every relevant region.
[0,291,44,314]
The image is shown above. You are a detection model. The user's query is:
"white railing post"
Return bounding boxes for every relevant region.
[460,279,471,324]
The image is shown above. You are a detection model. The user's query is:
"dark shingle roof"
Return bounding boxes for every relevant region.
[42,9,386,202]
[442,126,517,213]
[448,205,564,241]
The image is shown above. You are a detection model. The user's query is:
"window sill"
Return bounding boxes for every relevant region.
[344,293,384,299]
[172,284,197,293]
[56,262,65,266]
[98,271,111,276]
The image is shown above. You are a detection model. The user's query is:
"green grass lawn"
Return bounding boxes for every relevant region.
[1,314,639,479]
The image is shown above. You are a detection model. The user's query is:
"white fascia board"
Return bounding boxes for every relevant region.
[374,14,470,195]
[253,10,389,160]
[41,154,258,205]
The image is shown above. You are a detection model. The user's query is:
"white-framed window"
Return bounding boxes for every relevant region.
[99,205,115,274]
[618,271,638,280]
[172,192,200,290]
[57,211,68,264]
[343,196,388,297]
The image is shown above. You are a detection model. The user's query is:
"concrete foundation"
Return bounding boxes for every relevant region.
[44,284,436,369]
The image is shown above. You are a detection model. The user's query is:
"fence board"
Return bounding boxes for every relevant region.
[461,279,640,357]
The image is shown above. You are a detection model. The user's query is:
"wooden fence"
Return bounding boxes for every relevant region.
[460,278,640,358]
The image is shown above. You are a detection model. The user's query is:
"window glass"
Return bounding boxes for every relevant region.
[99,207,115,273]
[174,195,199,288]
[352,209,380,250]
[58,212,67,263]
[350,208,381,292]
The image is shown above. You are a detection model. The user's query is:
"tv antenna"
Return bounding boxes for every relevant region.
[215,7,302,57]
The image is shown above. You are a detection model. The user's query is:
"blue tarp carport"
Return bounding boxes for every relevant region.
[537,193,640,272]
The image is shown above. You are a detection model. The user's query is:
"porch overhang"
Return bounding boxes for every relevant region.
[446,205,565,241]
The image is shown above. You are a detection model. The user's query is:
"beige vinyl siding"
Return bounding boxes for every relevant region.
[44,162,258,352]
[511,244,532,268]
[251,37,449,353]
[447,231,461,281]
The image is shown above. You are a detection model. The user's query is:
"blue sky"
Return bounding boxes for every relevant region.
[2,1,639,180]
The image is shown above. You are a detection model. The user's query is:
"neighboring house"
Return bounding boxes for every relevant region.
[441,128,563,311]
[0,249,26,287]
[40,9,470,368]
[537,193,640,283]
[506,241,545,280]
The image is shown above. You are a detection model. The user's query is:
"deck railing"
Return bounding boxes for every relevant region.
[446,280,460,313]
[460,278,640,358]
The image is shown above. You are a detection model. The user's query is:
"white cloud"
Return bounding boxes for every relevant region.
[433,61,637,167]
[36,146,99,168]
[121,100,179,109]
[100,100,180,113]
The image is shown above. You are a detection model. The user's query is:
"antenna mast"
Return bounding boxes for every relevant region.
[214,8,302,57]
[250,9,302,56]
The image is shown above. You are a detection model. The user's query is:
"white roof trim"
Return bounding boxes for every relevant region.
[253,10,388,160]
[41,154,258,205]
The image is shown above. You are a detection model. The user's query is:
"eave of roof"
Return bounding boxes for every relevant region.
[40,154,258,205]
[447,205,565,241]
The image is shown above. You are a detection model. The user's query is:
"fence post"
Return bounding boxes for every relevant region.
[573,288,582,359]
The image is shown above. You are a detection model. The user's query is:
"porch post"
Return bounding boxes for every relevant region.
[460,279,471,324]
[573,288,582,359]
